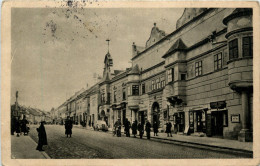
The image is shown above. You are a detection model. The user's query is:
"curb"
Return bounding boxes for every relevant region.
[105,129,252,154]
[149,136,253,154]
[74,125,252,154]
[28,136,51,159]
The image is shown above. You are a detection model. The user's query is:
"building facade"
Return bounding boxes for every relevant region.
[54,8,253,142]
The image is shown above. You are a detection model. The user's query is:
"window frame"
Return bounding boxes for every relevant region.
[214,52,223,71]
[242,36,253,57]
[132,85,139,96]
[167,68,174,83]
[229,39,238,60]
[142,83,145,94]
[113,90,117,103]
[161,76,165,88]
[195,61,202,77]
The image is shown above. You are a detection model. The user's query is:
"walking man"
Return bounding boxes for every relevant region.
[36,121,47,151]
[132,120,137,138]
[153,121,159,136]
[65,116,73,138]
[145,120,151,139]
[166,121,173,137]
[137,122,144,139]
[124,118,131,137]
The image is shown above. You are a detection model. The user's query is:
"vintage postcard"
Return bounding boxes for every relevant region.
[1,0,260,165]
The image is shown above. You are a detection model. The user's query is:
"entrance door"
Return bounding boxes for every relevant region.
[152,102,160,127]
[178,112,185,132]
[123,109,126,125]
[139,111,145,126]
[211,111,223,136]
[196,111,203,132]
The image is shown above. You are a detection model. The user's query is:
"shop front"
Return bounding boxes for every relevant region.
[206,101,228,137]
[188,108,207,135]
[173,112,185,133]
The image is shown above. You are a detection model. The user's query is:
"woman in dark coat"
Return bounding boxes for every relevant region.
[21,116,29,135]
[36,121,47,151]
[166,121,172,137]
[153,121,159,136]
[132,120,137,138]
[145,120,151,139]
[137,122,144,139]
[65,117,73,138]
[124,118,131,137]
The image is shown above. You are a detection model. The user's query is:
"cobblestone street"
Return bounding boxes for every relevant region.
[29,125,250,159]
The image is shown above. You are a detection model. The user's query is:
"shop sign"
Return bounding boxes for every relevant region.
[210,101,226,109]
[231,114,240,123]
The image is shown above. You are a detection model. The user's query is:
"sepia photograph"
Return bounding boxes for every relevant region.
[1,1,260,165]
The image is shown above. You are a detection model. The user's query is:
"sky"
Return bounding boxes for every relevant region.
[11,5,184,111]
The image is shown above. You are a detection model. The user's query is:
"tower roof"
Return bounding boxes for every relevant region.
[128,64,140,75]
[162,38,187,58]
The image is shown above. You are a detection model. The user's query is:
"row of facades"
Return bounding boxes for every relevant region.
[50,8,253,142]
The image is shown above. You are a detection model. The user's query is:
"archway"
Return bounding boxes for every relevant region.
[152,102,160,127]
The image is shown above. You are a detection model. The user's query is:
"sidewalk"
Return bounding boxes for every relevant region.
[75,125,252,153]
[11,134,50,159]
[148,133,252,152]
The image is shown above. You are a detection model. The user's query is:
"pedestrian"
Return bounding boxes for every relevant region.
[145,120,151,139]
[137,122,144,139]
[21,116,29,135]
[153,121,159,136]
[65,116,73,138]
[15,117,21,137]
[114,119,121,137]
[36,121,47,151]
[11,116,16,135]
[124,118,131,137]
[166,121,173,137]
[132,120,137,138]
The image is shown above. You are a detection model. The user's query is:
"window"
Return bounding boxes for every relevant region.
[229,39,238,60]
[181,74,186,80]
[243,36,253,57]
[151,80,155,91]
[161,77,165,88]
[156,78,160,89]
[142,83,145,94]
[214,53,222,70]
[114,91,117,103]
[132,85,139,96]
[122,88,126,100]
[195,61,202,76]
[101,93,105,103]
[167,68,174,83]
[107,93,110,103]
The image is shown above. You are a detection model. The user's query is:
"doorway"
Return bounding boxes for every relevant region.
[138,111,145,126]
[152,102,160,127]
[196,111,203,132]
[211,111,224,136]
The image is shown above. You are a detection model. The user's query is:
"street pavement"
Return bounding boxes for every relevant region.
[28,125,251,159]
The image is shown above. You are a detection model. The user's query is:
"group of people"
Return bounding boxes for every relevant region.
[11,116,30,137]
[113,119,173,139]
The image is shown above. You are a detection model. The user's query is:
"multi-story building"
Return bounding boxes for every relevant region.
[54,8,253,142]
